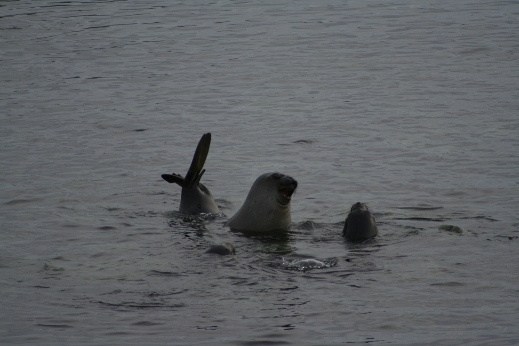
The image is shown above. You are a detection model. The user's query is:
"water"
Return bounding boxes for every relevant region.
[1,1,519,344]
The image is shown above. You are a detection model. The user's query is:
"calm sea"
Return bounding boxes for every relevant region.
[1,1,518,345]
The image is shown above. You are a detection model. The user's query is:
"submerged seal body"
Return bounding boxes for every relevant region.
[343,202,378,241]
[227,172,297,233]
[161,133,219,214]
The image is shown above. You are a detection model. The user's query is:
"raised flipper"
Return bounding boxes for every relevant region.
[161,173,185,186]
[184,133,211,187]
[161,133,220,214]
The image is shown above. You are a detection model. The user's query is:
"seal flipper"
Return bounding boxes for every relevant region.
[160,133,210,187]
[184,133,211,187]
[161,133,219,214]
[161,173,185,186]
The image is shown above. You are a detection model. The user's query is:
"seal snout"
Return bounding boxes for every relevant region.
[350,201,368,213]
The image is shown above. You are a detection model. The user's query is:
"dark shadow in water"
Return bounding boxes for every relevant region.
[461,215,499,222]
[396,206,444,211]
[393,216,447,222]
[230,228,291,241]
[165,210,226,236]
[95,300,185,311]
[230,228,293,255]
[148,270,187,277]
[390,206,449,223]
[344,238,381,250]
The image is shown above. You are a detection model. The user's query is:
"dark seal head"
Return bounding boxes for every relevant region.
[161,133,219,214]
[226,172,298,233]
[343,202,378,241]
[205,243,236,256]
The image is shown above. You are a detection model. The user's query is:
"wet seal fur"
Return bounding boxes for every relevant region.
[161,133,219,214]
[205,243,235,255]
[343,202,378,241]
[227,172,297,233]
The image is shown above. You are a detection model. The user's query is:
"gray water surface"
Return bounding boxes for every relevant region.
[1,1,519,345]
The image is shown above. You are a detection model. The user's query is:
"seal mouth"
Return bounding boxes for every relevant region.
[277,175,298,206]
[279,186,296,201]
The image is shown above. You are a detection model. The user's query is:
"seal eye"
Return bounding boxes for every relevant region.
[271,173,282,180]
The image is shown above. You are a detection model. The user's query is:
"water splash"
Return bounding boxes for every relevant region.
[280,257,338,272]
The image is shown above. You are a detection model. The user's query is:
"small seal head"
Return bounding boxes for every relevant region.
[161,133,220,214]
[227,172,297,233]
[205,243,236,256]
[343,202,378,241]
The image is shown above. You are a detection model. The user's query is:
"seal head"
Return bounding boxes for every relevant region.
[227,172,297,233]
[205,243,236,255]
[161,133,220,214]
[343,202,378,241]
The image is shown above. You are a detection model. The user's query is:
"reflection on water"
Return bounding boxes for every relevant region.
[1,0,519,344]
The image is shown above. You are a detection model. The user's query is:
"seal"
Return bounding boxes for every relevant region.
[343,202,378,241]
[205,243,236,255]
[226,172,297,233]
[161,133,220,214]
